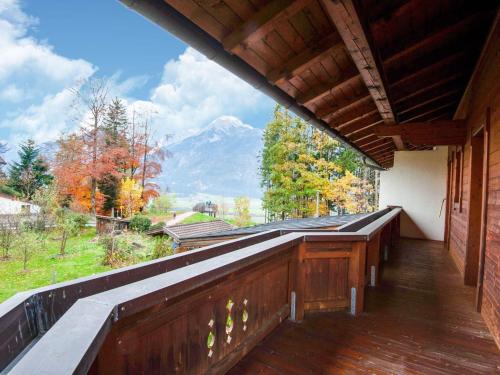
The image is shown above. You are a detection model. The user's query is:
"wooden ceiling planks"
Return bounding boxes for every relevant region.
[267,32,343,84]
[366,0,496,150]
[163,0,497,167]
[222,0,312,53]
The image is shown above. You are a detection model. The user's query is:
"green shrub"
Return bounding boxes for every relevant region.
[13,230,41,270]
[152,237,174,259]
[129,214,151,232]
[72,214,89,228]
[100,233,153,267]
[0,185,20,197]
[149,221,165,231]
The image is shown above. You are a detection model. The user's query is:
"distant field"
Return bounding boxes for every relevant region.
[181,212,218,224]
[180,212,256,227]
[171,193,265,223]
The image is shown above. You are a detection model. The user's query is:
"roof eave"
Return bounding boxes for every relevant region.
[118,0,383,168]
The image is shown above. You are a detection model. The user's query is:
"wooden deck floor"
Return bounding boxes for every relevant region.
[228,238,499,374]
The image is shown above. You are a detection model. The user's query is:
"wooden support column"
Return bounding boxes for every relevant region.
[293,241,307,322]
[382,223,390,261]
[366,232,381,287]
[349,241,366,316]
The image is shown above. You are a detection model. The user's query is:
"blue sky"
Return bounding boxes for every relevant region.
[0,0,275,161]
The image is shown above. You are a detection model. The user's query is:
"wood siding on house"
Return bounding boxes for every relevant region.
[448,15,500,347]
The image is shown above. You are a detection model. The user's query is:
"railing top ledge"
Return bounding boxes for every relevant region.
[356,207,401,240]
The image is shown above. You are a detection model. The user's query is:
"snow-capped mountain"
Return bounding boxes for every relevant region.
[159,116,263,198]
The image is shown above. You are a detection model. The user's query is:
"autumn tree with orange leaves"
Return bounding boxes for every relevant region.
[132,111,169,203]
[53,79,170,216]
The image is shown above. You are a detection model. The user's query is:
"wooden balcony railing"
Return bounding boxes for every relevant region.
[2,207,400,374]
[0,230,281,372]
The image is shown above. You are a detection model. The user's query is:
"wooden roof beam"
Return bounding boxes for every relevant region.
[320,0,404,150]
[377,154,394,163]
[369,147,396,160]
[337,111,381,133]
[400,102,456,123]
[384,13,485,67]
[370,148,396,160]
[375,120,466,146]
[365,141,394,154]
[267,33,344,84]
[390,51,467,91]
[393,73,464,105]
[317,94,371,119]
[297,72,358,106]
[349,128,376,143]
[372,152,395,162]
[397,90,461,116]
[223,0,312,53]
[329,106,378,129]
[356,136,384,149]
[348,122,383,142]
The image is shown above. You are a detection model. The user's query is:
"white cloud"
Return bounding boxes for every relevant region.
[0,0,95,149]
[0,1,94,84]
[0,2,274,160]
[132,47,273,140]
[0,84,23,102]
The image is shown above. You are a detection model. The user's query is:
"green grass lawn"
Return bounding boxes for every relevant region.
[143,212,173,224]
[0,228,111,303]
[181,212,218,224]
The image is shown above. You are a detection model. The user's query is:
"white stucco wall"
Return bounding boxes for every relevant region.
[0,196,40,215]
[379,147,447,241]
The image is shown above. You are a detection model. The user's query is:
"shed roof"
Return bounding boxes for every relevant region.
[156,220,235,242]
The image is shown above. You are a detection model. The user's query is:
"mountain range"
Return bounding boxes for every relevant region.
[32,116,264,199]
[159,116,264,198]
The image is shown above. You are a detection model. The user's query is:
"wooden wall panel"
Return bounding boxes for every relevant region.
[303,258,349,311]
[92,257,291,374]
[448,15,500,348]
[300,241,357,313]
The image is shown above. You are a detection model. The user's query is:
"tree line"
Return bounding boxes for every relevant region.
[0,78,168,217]
[260,105,377,221]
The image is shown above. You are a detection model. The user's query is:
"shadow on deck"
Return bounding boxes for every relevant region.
[229,238,499,374]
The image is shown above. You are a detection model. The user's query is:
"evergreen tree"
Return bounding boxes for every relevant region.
[99,97,129,213]
[103,97,128,145]
[8,139,53,199]
[260,105,375,221]
[0,142,7,179]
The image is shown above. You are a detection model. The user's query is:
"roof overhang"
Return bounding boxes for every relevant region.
[120,0,497,168]
[120,0,383,167]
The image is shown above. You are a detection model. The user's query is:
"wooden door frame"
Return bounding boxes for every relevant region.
[444,157,452,249]
[475,107,490,312]
[464,128,485,285]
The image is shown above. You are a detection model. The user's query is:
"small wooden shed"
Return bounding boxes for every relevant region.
[95,215,131,235]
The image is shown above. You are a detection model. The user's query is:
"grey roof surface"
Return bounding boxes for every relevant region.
[182,213,368,240]
[163,220,235,241]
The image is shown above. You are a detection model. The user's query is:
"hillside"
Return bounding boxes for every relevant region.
[159,116,263,198]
